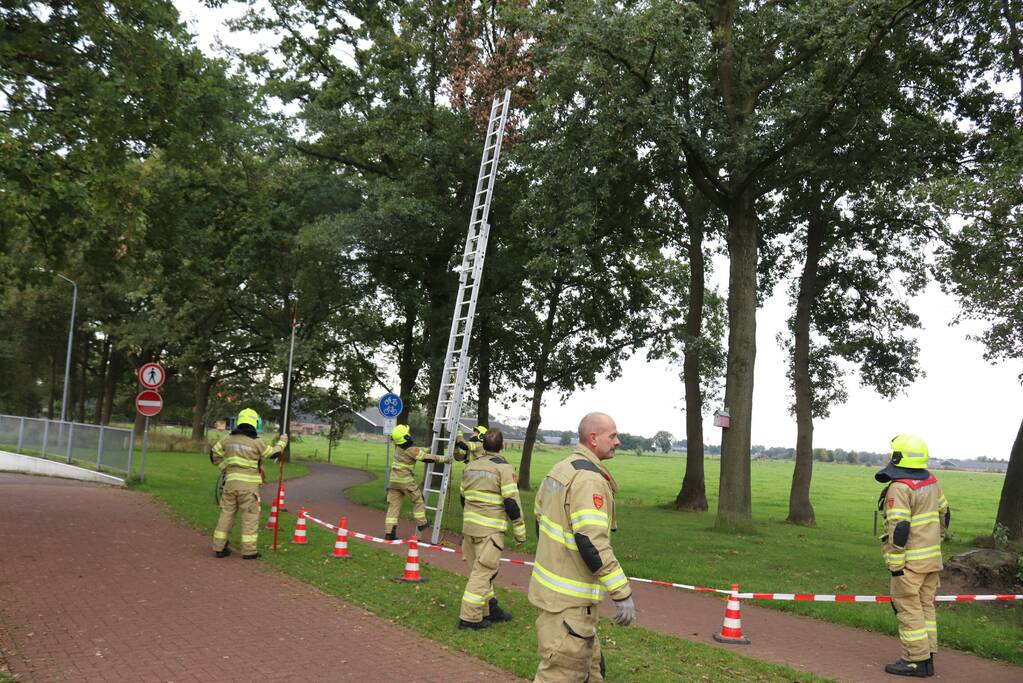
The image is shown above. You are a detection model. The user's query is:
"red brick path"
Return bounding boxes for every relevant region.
[0,473,520,682]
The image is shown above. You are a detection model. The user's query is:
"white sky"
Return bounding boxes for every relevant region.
[176,1,1021,460]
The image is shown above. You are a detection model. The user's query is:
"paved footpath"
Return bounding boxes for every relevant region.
[0,473,520,683]
[271,462,1023,683]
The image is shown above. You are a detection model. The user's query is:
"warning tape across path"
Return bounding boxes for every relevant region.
[297,510,1023,603]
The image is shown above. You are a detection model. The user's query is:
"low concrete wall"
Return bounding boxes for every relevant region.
[0,450,125,486]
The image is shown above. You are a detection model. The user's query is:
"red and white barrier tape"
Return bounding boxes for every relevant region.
[296,509,1023,603]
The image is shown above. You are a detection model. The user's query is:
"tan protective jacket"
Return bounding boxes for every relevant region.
[454,434,485,462]
[528,446,631,612]
[460,451,526,542]
[211,434,281,486]
[389,445,446,488]
[881,474,949,573]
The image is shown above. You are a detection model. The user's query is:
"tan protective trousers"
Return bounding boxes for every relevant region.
[460,533,503,622]
[213,482,261,555]
[891,568,939,662]
[384,480,427,535]
[534,605,604,683]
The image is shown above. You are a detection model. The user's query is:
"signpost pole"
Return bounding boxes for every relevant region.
[140,416,150,482]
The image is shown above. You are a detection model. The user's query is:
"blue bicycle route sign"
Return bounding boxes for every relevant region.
[378,393,403,418]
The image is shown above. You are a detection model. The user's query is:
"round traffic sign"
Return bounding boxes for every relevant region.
[139,362,165,389]
[378,393,403,418]
[136,390,163,417]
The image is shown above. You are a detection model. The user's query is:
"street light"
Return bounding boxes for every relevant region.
[37,268,77,423]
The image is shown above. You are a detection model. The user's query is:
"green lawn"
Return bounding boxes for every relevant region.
[287,433,1023,667]
[133,447,828,682]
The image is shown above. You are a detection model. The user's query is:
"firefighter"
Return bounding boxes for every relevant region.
[385,424,451,540]
[210,408,287,559]
[458,428,526,629]
[455,424,488,462]
[529,412,634,683]
[876,434,950,678]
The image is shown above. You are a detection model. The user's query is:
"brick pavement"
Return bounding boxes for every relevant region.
[0,473,521,682]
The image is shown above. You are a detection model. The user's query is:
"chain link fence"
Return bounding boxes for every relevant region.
[0,414,134,476]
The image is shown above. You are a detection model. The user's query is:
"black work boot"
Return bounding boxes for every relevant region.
[417,521,432,532]
[384,526,398,541]
[215,546,231,558]
[884,659,929,677]
[487,598,513,622]
[924,655,934,677]
[458,618,492,630]
[242,553,260,560]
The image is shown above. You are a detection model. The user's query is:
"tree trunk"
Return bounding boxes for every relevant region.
[397,301,418,424]
[101,346,122,425]
[94,336,111,424]
[76,333,90,422]
[477,314,491,424]
[518,286,561,490]
[47,355,56,419]
[675,196,709,511]
[191,361,214,440]
[716,190,758,530]
[995,415,1023,541]
[787,214,825,526]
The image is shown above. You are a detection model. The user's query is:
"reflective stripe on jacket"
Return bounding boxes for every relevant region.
[389,445,444,487]
[211,434,275,486]
[528,446,631,611]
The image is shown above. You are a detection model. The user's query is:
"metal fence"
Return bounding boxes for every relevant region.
[0,414,134,477]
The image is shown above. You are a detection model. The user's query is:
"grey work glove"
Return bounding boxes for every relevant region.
[613,596,636,626]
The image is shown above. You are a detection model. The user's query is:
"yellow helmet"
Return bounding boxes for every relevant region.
[890,434,929,469]
[474,424,488,440]
[237,408,260,430]
[391,424,411,445]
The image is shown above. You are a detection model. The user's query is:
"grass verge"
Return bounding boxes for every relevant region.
[135,449,829,682]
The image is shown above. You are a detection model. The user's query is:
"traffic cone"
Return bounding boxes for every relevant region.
[329,516,351,559]
[290,507,308,545]
[394,538,426,583]
[713,584,750,644]
[265,492,280,530]
[278,482,287,511]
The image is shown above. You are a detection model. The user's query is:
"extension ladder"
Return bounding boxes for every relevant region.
[421,89,511,544]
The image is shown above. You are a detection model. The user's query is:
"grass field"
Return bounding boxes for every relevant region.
[285,433,1023,667]
[133,447,829,682]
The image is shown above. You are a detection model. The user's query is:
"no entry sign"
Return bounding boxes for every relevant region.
[136,390,163,417]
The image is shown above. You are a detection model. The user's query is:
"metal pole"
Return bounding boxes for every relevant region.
[17,417,25,453]
[282,318,298,436]
[97,425,105,470]
[56,275,77,424]
[127,425,135,479]
[140,416,150,483]
[327,416,334,463]
[384,438,391,501]
[42,419,49,457]
[65,421,74,464]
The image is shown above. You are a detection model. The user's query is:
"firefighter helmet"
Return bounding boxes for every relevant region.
[237,408,260,430]
[474,424,488,440]
[391,424,411,445]
[890,434,929,469]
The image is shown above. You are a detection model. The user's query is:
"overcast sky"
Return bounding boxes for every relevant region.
[176,1,1021,460]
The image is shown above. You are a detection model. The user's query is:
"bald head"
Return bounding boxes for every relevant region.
[578,412,620,460]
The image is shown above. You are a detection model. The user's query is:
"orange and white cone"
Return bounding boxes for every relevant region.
[278,482,287,511]
[329,516,351,559]
[713,584,750,644]
[265,491,280,530]
[290,507,308,545]
[394,538,426,583]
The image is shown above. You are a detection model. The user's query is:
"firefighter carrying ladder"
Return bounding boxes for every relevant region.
[421,89,512,544]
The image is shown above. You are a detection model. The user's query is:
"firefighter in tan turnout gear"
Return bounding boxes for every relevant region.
[455,424,487,462]
[876,434,950,678]
[529,412,634,683]
[385,424,451,540]
[210,408,287,559]
[458,429,526,629]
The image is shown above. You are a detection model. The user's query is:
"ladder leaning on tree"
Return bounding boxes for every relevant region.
[421,89,512,545]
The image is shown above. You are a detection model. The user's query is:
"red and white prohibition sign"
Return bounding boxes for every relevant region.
[135,390,163,417]
[138,362,166,390]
